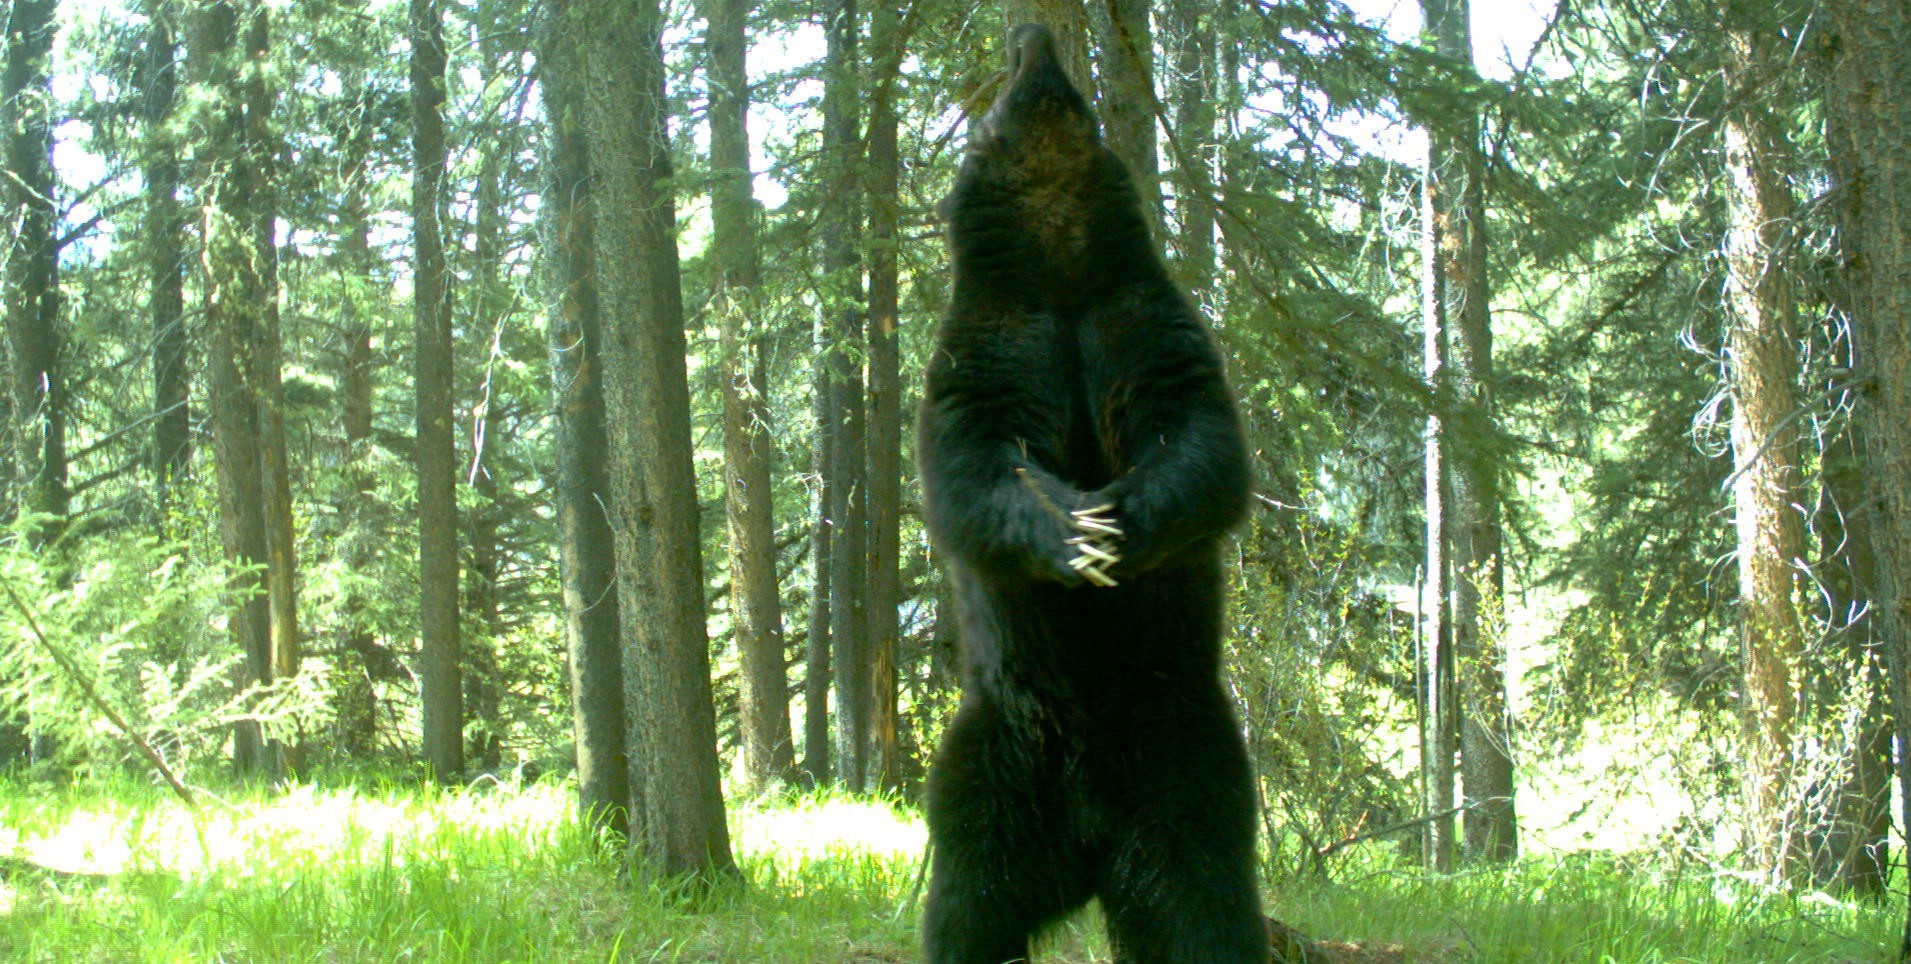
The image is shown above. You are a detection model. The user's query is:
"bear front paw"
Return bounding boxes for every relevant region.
[1066,502,1122,587]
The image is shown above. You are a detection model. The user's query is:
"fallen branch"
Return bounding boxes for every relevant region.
[1313,804,1471,863]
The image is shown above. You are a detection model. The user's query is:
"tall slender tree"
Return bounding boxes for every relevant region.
[706,0,795,788]
[245,9,301,765]
[1719,0,1807,885]
[189,0,277,775]
[574,0,737,878]
[1418,127,1456,871]
[864,0,905,791]
[539,0,629,838]
[1425,0,1516,863]
[142,0,190,526]
[1167,0,1216,293]
[803,346,834,785]
[463,5,514,773]
[801,0,853,789]
[1092,0,1159,229]
[4,0,67,545]
[821,0,870,792]
[0,0,63,770]
[333,75,381,760]
[1824,0,1911,947]
[411,0,464,782]
[1809,14,1891,898]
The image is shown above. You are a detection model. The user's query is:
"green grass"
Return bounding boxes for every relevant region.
[1276,853,1896,962]
[0,775,1897,962]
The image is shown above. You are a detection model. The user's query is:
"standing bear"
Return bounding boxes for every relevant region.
[918,22,1266,964]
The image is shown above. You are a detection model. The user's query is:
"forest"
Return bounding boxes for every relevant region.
[1,0,1909,959]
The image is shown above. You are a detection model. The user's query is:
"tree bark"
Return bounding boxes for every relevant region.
[334,76,380,760]
[538,0,629,839]
[1824,0,1911,945]
[1719,1,1808,885]
[4,0,67,546]
[1005,0,1091,90]
[142,1,190,527]
[822,0,870,793]
[1813,24,1893,897]
[1167,0,1215,296]
[1419,126,1457,874]
[0,0,63,768]
[189,0,276,775]
[244,8,301,772]
[865,0,905,793]
[464,11,512,773]
[411,0,464,783]
[1826,0,1911,948]
[1811,430,1892,894]
[1424,0,1516,864]
[803,338,834,786]
[574,0,737,879]
[706,0,795,790]
[1091,0,1160,231]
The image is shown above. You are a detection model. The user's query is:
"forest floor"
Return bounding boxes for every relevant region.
[0,774,1894,962]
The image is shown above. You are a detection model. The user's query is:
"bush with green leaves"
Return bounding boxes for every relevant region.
[0,528,331,779]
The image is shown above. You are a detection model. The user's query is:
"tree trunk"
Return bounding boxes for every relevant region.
[1167,0,1215,296]
[3,0,67,546]
[465,244,507,773]
[573,0,737,879]
[1005,0,1090,90]
[705,0,795,790]
[1091,0,1159,231]
[865,0,905,793]
[538,0,629,839]
[411,0,464,783]
[803,342,834,786]
[1814,26,1894,894]
[1419,125,1457,875]
[335,80,380,759]
[143,1,190,527]
[1825,1,1911,942]
[0,0,63,768]
[244,8,301,773]
[822,0,870,793]
[1811,431,1892,894]
[1719,1,1808,885]
[188,0,277,776]
[1424,0,1516,864]
[464,14,512,773]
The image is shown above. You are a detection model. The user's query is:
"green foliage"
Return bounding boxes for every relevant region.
[0,529,328,777]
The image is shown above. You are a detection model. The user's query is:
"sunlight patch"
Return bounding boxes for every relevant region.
[735,796,925,860]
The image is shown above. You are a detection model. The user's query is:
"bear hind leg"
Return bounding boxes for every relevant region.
[1093,830,1268,964]
[922,701,1092,964]
[1095,697,1268,963]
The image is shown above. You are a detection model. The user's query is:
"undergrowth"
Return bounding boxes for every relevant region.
[0,774,1895,962]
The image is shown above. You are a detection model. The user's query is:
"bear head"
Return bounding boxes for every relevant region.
[945,23,1151,288]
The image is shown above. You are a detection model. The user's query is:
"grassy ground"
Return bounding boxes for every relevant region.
[0,775,1896,962]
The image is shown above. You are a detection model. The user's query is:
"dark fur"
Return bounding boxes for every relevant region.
[918,24,1265,964]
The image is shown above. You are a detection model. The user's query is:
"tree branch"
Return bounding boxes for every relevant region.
[0,576,196,808]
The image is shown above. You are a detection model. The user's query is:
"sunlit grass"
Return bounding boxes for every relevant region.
[0,774,1898,962]
[1276,851,1897,963]
[0,775,946,963]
